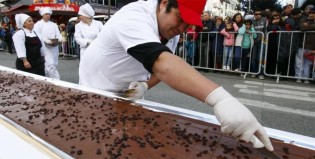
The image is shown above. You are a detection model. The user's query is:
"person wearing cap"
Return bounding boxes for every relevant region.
[34,7,61,80]
[79,0,274,152]
[303,5,314,18]
[74,3,103,59]
[12,14,46,76]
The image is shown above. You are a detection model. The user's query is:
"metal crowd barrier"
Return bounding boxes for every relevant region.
[60,33,79,58]
[174,31,315,83]
[176,31,265,79]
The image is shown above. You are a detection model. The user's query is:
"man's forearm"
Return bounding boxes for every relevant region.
[152,52,219,102]
[146,73,161,89]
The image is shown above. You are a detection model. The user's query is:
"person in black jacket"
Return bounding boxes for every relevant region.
[200,11,215,68]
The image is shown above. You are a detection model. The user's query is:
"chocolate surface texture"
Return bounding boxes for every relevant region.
[1,71,315,159]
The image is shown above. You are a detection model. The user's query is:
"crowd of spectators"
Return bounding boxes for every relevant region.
[177,4,315,83]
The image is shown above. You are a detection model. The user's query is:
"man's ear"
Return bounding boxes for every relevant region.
[159,0,168,10]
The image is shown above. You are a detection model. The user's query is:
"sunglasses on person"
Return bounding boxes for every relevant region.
[255,13,261,15]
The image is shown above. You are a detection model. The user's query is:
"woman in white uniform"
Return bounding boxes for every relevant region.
[74,3,103,59]
[13,14,45,76]
[34,7,61,79]
[79,0,274,152]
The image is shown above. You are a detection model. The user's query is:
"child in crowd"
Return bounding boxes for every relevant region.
[238,19,257,71]
[220,20,239,70]
[185,25,198,65]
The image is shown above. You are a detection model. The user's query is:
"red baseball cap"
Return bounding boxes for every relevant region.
[177,0,206,29]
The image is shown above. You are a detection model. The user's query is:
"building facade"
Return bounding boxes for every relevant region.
[205,0,240,18]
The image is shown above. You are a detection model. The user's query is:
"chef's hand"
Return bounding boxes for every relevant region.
[44,39,52,44]
[128,81,148,99]
[205,87,274,151]
[23,60,31,69]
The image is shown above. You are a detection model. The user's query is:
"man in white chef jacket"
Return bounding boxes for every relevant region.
[79,0,274,152]
[34,7,61,79]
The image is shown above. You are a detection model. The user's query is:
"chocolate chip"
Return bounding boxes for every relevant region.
[96,148,102,155]
[77,150,83,155]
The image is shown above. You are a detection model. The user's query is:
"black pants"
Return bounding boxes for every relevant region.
[16,59,45,76]
[6,41,13,54]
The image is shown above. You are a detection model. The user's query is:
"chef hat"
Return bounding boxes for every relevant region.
[39,7,53,16]
[15,14,30,29]
[78,3,95,18]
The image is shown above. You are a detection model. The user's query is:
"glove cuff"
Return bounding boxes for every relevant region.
[205,86,233,106]
[140,82,148,91]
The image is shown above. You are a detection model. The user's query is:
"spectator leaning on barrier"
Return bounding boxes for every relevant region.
[232,13,244,71]
[266,14,283,75]
[279,8,303,76]
[238,19,257,72]
[200,11,215,68]
[220,20,239,70]
[185,25,198,65]
[210,16,225,69]
[79,0,274,151]
[252,8,267,79]
[295,7,315,84]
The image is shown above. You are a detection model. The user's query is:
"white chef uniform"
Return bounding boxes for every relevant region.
[34,7,61,79]
[79,0,179,92]
[75,3,103,59]
[74,20,103,59]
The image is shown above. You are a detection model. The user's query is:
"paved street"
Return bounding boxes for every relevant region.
[1,51,314,138]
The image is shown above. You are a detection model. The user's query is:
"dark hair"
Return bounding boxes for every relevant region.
[290,8,301,16]
[272,7,283,14]
[283,4,293,10]
[244,19,252,26]
[270,13,284,26]
[232,12,243,27]
[158,0,178,13]
[254,8,262,12]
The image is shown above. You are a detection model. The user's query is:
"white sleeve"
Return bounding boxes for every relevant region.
[114,13,160,52]
[74,23,88,47]
[12,30,26,58]
[54,23,62,40]
[166,35,179,53]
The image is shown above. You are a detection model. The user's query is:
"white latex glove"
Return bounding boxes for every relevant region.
[44,39,52,44]
[205,87,274,151]
[128,81,148,99]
